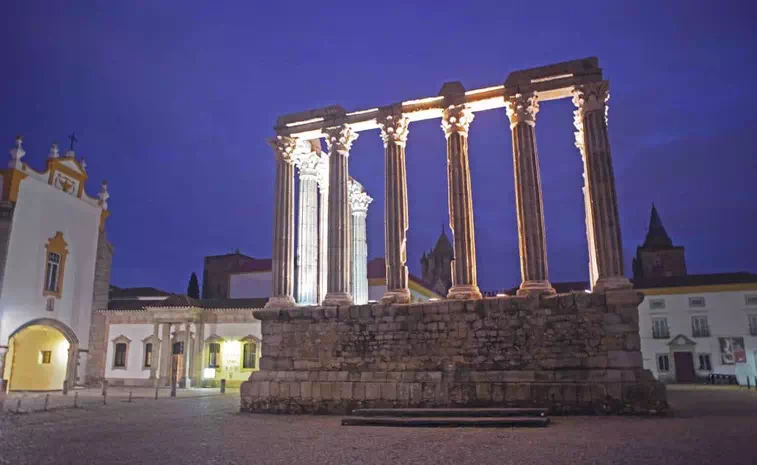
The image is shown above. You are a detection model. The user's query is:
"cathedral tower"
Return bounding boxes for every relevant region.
[632,204,686,280]
[421,228,454,296]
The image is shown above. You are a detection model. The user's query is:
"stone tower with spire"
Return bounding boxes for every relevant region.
[632,204,687,280]
[421,227,454,296]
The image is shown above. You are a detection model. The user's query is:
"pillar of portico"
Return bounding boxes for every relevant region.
[441,104,482,300]
[265,136,298,308]
[294,149,320,305]
[316,156,329,304]
[150,322,160,383]
[183,322,191,388]
[191,320,204,385]
[323,125,359,306]
[160,322,172,386]
[378,113,412,304]
[572,81,631,291]
[349,180,372,305]
[505,92,555,296]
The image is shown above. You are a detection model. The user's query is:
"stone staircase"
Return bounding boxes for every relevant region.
[342,407,550,427]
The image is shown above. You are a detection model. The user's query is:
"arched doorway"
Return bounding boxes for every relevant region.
[3,319,79,392]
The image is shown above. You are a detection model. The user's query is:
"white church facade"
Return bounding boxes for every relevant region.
[0,136,111,392]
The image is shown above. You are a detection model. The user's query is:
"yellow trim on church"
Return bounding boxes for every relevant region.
[638,282,757,296]
[0,168,28,202]
[46,158,88,198]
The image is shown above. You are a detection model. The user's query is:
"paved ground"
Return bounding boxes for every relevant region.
[1,385,756,465]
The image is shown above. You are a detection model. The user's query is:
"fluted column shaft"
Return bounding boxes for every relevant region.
[505,93,554,296]
[573,81,631,291]
[442,105,482,300]
[317,183,328,304]
[379,115,411,303]
[349,180,372,305]
[295,151,320,305]
[323,125,358,306]
[265,136,297,308]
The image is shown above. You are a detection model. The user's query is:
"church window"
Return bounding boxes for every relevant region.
[649,299,665,310]
[656,354,670,372]
[43,232,68,298]
[144,343,153,369]
[691,316,710,338]
[697,354,712,371]
[688,297,706,308]
[208,343,221,368]
[652,318,669,339]
[114,343,127,368]
[40,351,52,364]
[243,342,257,369]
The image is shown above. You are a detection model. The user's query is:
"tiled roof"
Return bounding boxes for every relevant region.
[109,286,171,299]
[633,272,757,290]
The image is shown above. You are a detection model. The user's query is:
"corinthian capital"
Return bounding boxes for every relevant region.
[267,135,299,164]
[378,115,410,148]
[572,81,610,118]
[324,125,359,155]
[505,92,539,128]
[348,179,373,214]
[441,104,475,138]
[294,149,320,178]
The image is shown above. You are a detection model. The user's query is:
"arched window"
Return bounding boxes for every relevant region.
[43,232,68,298]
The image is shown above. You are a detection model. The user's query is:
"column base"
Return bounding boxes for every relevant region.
[516,280,556,297]
[594,276,632,292]
[322,292,353,307]
[447,284,482,300]
[381,289,412,304]
[265,295,297,309]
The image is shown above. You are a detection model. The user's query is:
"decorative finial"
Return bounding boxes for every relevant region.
[80,157,87,170]
[98,180,109,210]
[49,143,60,159]
[9,135,26,169]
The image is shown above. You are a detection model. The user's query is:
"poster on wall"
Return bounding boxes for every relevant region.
[719,337,747,364]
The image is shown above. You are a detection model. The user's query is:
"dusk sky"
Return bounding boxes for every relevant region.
[2,0,755,294]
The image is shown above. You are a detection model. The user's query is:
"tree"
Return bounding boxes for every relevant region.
[187,272,200,299]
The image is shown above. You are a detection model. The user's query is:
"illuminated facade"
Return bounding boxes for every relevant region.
[0,137,112,392]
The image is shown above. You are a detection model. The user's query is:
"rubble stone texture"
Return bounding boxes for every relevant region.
[241,290,667,414]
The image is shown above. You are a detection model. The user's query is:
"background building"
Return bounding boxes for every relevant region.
[420,228,453,297]
[0,137,111,392]
[634,206,757,384]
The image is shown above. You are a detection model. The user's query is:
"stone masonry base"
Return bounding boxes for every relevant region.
[241,290,667,415]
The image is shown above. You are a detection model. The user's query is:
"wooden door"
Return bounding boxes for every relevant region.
[674,352,696,383]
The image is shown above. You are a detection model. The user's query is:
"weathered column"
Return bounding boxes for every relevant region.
[378,113,412,304]
[265,135,298,308]
[294,149,320,305]
[349,180,373,305]
[183,322,191,388]
[442,104,482,300]
[160,322,172,386]
[316,156,329,304]
[150,322,160,384]
[505,92,554,296]
[323,125,359,306]
[573,81,631,291]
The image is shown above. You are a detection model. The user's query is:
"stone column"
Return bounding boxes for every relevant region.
[378,113,412,304]
[573,81,631,291]
[349,180,373,305]
[505,92,554,296]
[150,322,160,384]
[192,320,204,386]
[316,157,329,305]
[265,136,298,308]
[183,322,191,388]
[294,150,320,305]
[160,322,172,386]
[441,105,482,300]
[323,125,359,306]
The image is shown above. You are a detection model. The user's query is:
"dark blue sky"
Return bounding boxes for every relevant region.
[3,0,756,293]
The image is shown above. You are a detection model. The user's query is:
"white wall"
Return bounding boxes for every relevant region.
[104,324,153,380]
[0,177,100,348]
[230,272,272,298]
[639,289,757,385]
